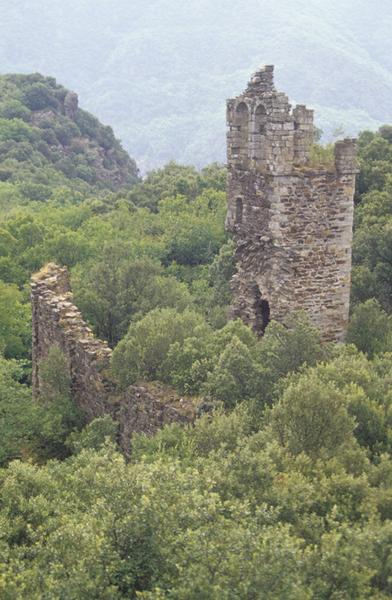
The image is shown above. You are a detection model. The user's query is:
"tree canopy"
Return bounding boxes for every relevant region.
[0,74,392,597]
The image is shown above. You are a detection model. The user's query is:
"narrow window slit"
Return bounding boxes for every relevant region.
[235,198,243,224]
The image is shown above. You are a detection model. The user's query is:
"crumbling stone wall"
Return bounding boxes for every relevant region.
[31,263,192,454]
[226,66,359,341]
[31,263,114,419]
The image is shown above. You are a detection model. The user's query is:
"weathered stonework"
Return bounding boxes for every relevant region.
[226,66,359,341]
[31,263,193,454]
[31,263,114,418]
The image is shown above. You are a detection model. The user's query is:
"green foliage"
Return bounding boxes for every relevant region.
[0,281,30,358]
[1,404,392,598]
[269,371,356,458]
[73,250,192,346]
[159,189,226,266]
[0,73,138,193]
[348,299,392,356]
[0,74,391,597]
[203,336,263,407]
[352,128,392,313]
[66,415,118,454]
[39,345,71,401]
[111,308,208,388]
[254,311,326,403]
[33,346,82,459]
[259,311,324,375]
[0,355,34,465]
[308,143,335,169]
[357,129,392,195]
[127,162,226,212]
[22,82,58,111]
[281,348,392,457]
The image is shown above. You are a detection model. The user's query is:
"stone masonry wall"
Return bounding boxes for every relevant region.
[31,263,192,454]
[226,66,359,342]
[31,263,114,419]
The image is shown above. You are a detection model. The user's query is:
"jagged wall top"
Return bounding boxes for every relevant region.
[227,65,358,177]
[245,64,275,94]
[227,65,315,174]
[31,263,113,418]
[31,263,196,453]
[226,66,359,342]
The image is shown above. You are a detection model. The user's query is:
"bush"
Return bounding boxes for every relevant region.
[203,336,264,407]
[269,371,356,458]
[0,99,31,120]
[111,308,208,388]
[347,299,392,356]
[22,82,57,111]
[66,415,118,454]
[33,346,82,459]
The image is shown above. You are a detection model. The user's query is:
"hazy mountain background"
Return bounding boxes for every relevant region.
[1,0,391,171]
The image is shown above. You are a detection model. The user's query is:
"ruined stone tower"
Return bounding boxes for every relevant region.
[226,65,358,341]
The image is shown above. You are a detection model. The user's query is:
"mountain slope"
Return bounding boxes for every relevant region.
[0,73,138,190]
[1,0,391,170]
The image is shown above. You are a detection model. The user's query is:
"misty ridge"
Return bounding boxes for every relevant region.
[1,0,391,172]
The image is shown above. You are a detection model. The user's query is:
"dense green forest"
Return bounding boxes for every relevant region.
[0,72,138,192]
[1,74,392,598]
[2,0,392,170]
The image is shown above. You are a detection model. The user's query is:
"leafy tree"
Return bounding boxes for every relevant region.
[74,249,193,345]
[127,162,218,212]
[254,311,326,402]
[0,281,30,358]
[0,355,33,465]
[203,336,264,407]
[347,299,392,356]
[269,371,356,458]
[111,308,208,388]
[66,415,118,454]
[32,346,82,459]
[285,347,392,456]
[161,318,256,395]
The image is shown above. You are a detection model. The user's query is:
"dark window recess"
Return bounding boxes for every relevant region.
[255,104,266,115]
[235,198,243,224]
[234,103,249,166]
[253,285,270,335]
[236,102,248,114]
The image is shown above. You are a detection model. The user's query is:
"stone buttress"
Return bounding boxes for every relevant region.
[226,65,359,341]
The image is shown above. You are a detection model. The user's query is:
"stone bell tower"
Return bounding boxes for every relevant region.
[226,65,359,341]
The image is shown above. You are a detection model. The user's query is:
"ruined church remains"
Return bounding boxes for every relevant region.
[226,65,358,341]
[30,66,359,446]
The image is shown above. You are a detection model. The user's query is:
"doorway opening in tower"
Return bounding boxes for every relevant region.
[253,284,270,335]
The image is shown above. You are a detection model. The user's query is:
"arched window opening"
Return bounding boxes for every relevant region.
[255,104,267,114]
[235,197,243,224]
[253,284,270,335]
[255,104,267,133]
[233,102,249,166]
[234,102,249,133]
[253,104,268,164]
[235,101,249,118]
